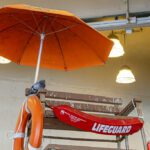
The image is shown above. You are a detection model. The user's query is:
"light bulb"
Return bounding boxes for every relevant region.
[116,66,136,84]
[109,39,124,57]
[108,33,124,58]
[0,56,11,64]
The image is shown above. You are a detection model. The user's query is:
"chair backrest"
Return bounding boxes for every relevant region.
[33,89,125,131]
[37,89,123,115]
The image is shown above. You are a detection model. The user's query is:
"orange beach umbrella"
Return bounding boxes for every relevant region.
[0,4,113,82]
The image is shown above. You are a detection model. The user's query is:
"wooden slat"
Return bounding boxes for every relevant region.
[44,144,129,150]
[44,110,135,119]
[46,100,120,114]
[36,89,122,105]
[44,117,80,131]
[43,136,118,143]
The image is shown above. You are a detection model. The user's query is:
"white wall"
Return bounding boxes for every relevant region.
[0,60,150,150]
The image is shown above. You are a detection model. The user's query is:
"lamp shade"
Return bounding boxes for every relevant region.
[108,33,124,58]
[116,65,136,84]
[0,56,11,64]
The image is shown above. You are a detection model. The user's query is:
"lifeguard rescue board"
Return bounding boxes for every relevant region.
[51,105,144,136]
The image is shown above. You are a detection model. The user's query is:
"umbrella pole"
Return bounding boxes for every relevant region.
[34,33,45,83]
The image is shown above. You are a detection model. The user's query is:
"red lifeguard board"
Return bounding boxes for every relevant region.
[51,105,144,136]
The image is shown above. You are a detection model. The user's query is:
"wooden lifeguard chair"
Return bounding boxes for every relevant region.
[26,88,146,150]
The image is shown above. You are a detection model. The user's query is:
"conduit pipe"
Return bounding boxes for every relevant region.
[88,16,150,31]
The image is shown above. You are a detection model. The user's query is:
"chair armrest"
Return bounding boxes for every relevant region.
[119,98,142,116]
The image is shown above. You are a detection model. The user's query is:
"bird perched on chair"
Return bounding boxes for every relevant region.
[27,80,46,96]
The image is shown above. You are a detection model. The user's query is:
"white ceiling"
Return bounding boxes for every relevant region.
[1,0,150,18]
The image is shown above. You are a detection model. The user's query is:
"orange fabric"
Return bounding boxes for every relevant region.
[13,95,43,150]
[0,4,113,70]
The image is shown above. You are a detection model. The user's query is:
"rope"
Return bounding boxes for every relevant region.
[24,118,32,149]
[13,132,25,139]
[28,143,41,150]
[11,95,31,150]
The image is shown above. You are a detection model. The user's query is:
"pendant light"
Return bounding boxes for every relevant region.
[108,32,124,58]
[0,56,11,64]
[115,32,136,84]
[116,65,136,84]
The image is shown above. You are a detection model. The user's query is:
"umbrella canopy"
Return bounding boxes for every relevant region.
[0,4,113,82]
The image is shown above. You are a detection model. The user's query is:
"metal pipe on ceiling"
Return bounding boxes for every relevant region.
[88,16,150,31]
[83,0,150,31]
[126,0,130,20]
